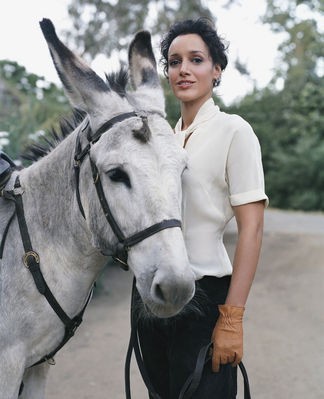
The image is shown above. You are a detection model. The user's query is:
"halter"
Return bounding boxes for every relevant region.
[0,110,181,384]
[73,111,182,270]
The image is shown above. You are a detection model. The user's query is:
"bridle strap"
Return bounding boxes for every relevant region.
[73,109,182,270]
[90,159,182,246]
[123,218,181,248]
[90,111,137,143]
[4,175,93,367]
[90,159,126,242]
[74,130,87,219]
[70,111,183,270]
[74,112,138,220]
[90,158,181,268]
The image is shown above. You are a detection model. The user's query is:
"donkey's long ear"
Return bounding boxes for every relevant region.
[39,18,109,112]
[128,31,159,89]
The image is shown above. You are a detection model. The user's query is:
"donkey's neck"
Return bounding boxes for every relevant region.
[17,130,107,316]
[20,130,104,268]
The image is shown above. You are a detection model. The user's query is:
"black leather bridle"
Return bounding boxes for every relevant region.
[0,110,182,397]
[73,111,182,269]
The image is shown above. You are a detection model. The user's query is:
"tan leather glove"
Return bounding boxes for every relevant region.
[211,304,245,372]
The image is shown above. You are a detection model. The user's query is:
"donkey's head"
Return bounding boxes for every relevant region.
[40,19,195,318]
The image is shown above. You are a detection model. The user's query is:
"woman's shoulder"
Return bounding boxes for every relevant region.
[191,100,256,140]
[215,110,261,150]
[217,109,253,132]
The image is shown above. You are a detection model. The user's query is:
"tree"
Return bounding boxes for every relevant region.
[263,0,323,88]
[227,0,324,211]
[66,0,214,59]
[0,61,70,161]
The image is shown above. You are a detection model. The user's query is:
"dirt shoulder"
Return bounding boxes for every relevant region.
[46,209,324,399]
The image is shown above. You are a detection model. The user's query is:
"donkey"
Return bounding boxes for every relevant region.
[0,19,195,399]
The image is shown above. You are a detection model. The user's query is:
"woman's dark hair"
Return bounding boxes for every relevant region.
[160,18,228,86]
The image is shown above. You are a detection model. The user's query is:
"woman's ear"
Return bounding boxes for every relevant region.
[213,64,222,87]
[213,64,222,81]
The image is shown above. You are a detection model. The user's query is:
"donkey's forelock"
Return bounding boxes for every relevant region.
[105,68,129,98]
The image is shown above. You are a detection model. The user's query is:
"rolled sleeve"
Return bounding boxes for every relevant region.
[227,118,269,207]
[230,189,269,207]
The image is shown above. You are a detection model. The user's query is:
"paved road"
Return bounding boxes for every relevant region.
[46,208,324,398]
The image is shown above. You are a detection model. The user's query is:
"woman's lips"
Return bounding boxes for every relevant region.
[177,80,194,88]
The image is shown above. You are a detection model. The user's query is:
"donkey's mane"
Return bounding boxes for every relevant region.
[21,109,86,164]
[21,69,129,164]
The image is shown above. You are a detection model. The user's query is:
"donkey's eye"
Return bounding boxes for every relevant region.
[107,168,131,188]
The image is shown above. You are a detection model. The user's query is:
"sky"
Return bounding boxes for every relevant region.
[0,0,284,105]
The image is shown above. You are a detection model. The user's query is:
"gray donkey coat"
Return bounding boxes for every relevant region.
[0,19,195,399]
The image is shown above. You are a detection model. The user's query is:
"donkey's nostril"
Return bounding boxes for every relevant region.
[153,283,165,302]
[150,271,195,311]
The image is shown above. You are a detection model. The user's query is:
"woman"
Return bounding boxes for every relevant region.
[135,18,268,398]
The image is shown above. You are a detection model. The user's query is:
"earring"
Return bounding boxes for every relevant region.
[213,77,221,87]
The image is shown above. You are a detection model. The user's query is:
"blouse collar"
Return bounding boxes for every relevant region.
[174,98,220,139]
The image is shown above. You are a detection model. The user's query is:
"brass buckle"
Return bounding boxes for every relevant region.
[46,357,56,366]
[93,172,99,184]
[112,256,129,271]
[22,251,40,268]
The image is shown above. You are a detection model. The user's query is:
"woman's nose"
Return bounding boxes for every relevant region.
[179,60,190,75]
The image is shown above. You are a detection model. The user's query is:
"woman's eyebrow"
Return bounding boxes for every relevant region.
[169,50,205,57]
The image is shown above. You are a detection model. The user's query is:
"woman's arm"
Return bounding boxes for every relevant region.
[225,200,265,306]
[211,200,265,372]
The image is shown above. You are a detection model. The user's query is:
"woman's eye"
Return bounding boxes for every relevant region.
[169,59,180,67]
[192,57,203,64]
[107,168,131,188]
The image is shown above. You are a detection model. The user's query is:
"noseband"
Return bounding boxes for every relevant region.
[74,111,181,270]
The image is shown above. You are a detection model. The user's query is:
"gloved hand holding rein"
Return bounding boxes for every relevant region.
[212,304,245,372]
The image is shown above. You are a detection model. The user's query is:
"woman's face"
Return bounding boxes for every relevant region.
[167,33,221,107]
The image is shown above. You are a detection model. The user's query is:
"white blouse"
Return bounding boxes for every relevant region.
[174,98,268,279]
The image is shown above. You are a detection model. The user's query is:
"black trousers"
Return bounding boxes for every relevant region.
[135,275,237,399]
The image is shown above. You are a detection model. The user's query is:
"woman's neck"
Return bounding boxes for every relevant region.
[180,97,211,130]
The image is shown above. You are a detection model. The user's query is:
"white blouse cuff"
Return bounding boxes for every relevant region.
[230,189,269,207]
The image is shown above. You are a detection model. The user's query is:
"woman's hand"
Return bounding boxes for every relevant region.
[211,304,244,372]
[211,201,265,372]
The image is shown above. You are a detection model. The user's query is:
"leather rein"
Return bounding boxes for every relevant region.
[124,279,252,399]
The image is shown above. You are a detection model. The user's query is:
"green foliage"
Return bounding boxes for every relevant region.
[161,78,180,127]
[66,0,213,59]
[226,0,324,211]
[263,0,323,86]
[0,60,70,161]
[228,75,324,211]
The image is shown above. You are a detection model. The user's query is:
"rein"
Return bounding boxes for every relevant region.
[125,279,252,399]
[74,111,182,269]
